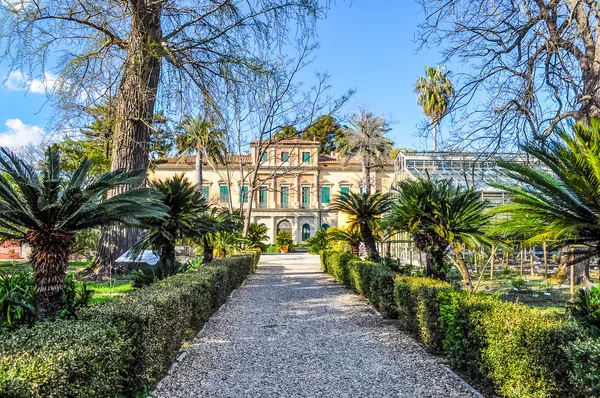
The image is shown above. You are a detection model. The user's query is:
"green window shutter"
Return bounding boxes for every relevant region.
[219,185,229,202]
[359,186,363,194]
[261,152,268,162]
[239,185,248,203]
[340,186,350,203]
[301,187,310,208]
[321,186,330,204]
[281,152,290,162]
[302,152,310,162]
[259,187,268,207]
[301,223,310,241]
[280,186,289,208]
[202,186,209,199]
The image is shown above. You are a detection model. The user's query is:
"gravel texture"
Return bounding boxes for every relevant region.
[154,254,480,398]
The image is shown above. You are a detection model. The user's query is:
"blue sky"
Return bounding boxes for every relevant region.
[0,0,444,149]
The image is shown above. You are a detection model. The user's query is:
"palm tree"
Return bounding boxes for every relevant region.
[335,110,393,194]
[0,148,166,320]
[385,178,490,287]
[247,223,269,252]
[329,191,393,261]
[195,208,242,263]
[136,174,210,263]
[414,66,454,151]
[489,120,600,286]
[327,227,362,256]
[175,115,226,188]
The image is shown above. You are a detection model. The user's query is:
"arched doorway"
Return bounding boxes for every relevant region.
[301,223,311,241]
[321,223,330,231]
[277,219,292,235]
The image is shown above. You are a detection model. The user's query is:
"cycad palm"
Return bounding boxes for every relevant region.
[327,227,362,256]
[195,208,242,263]
[414,66,454,151]
[0,148,166,319]
[176,115,225,188]
[335,111,393,194]
[490,119,600,284]
[385,179,490,286]
[329,191,393,261]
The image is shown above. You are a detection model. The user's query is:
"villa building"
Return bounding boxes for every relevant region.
[151,139,395,244]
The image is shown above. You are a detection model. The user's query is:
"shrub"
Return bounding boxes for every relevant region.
[78,254,255,393]
[365,263,397,318]
[305,229,330,254]
[0,319,131,397]
[0,270,35,327]
[480,301,578,398]
[567,286,600,336]
[132,259,189,288]
[394,276,453,351]
[275,231,294,252]
[321,250,354,284]
[438,291,500,381]
[567,336,600,396]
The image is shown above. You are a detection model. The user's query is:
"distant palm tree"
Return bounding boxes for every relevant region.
[489,120,600,286]
[329,191,393,261]
[195,208,242,263]
[385,178,490,287]
[414,66,454,151]
[0,148,166,320]
[135,175,211,263]
[247,223,269,252]
[335,110,393,194]
[175,115,226,188]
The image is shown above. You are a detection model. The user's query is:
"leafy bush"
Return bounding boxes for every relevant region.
[305,228,330,253]
[0,319,132,397]
[265,244,280,254]
[132,259,189,288]
[364,263,397,318]
[511,278,528,291]
[567,336,600,396]
[275,231,294,251]
[480,301,577,398]
[567,286,600,336]
[247,223,269,252]
[60,274,93,318]
[0,270,35,327]
[394,275,453,351]
[80,254,255,393]
[321,250,354,284]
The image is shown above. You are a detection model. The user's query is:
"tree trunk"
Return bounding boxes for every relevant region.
[455,248,473,291]
[360,222,379,261]
[94,1,162,276]
[425,249,446,280]
[433,123,438,151]
[552,246,593,286]
[362,151,371,194]
[203,236,214,263]
[195,150,203,187]
[160,244,176,264]
[27,230,75,321]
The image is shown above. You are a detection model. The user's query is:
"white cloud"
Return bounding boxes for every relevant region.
[0,119,44,147]
[4,71,59,94]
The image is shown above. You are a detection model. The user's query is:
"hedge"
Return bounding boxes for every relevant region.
[321,250,590,398]
[0,254,258,397]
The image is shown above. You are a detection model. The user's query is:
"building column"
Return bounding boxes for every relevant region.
[270,217,277,245]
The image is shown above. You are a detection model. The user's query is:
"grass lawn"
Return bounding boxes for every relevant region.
[85,281,134,305]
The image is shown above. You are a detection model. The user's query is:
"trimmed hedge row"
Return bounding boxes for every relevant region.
[321,250,593,398]
[0,253,258,397]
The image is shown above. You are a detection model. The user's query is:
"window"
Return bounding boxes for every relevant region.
[301,186,310,209]
[321,224,330,231]
[258,186,268,208]
[280,151,290,162]
[340,186,350,202]
[219,185,229,203]
[302,151,310,162]
[321,186,330,204]
[261,152,268,163]
[202,186,209,199]
[239,185,248,203]
[359,186,363,195]
[280,186,289,208]
[301,223,310,241]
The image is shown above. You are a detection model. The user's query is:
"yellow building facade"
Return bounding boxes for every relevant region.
[151,139,395,244]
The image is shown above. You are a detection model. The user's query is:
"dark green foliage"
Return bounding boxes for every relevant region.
[305,228,330,254]
[321,250,354,284]
[275,231,294,251]
[80,255,255,393]
[566,336,600,396]
[567,286,600,336]
[60,274,93,318]
[362,262,397,318]
[132,259,189,288]
[247,223,269,252]
[0,270,35,327]
[394,275,453,350]
[0,320,132,397]
[438,291,500,381]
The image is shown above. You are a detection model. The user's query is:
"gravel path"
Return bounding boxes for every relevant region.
[154,254,480,398]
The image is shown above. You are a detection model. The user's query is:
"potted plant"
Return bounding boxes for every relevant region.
[275,231,294,253]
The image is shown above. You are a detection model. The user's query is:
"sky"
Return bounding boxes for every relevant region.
[0,0,445,150]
